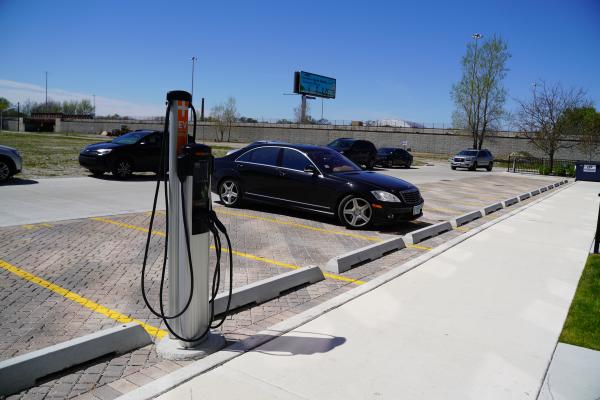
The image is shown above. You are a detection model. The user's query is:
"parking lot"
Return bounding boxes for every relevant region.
[0,166,561,399]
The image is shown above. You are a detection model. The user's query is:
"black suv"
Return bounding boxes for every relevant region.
[79,130,163,178]
[375,147,413,168]
[327,138,378,170]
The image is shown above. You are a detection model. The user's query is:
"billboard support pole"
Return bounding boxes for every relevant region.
[301,94,307,124]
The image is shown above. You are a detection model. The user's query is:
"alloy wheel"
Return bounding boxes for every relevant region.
[220,180,239,206]
[0,161,10,182]
[342,197,372,228]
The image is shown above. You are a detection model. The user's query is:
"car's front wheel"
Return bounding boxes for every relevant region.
[487,161,493,171]
[469,162,478,171]
[219,178,242,207]
[112,158,133,179]
[0,159,13,183]
[338,195,373,229]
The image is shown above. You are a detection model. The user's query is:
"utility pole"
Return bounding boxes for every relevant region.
[45,71,48,111]
[17,102,20,132]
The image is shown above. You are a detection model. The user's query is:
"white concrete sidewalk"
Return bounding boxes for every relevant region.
[149,182,598,400]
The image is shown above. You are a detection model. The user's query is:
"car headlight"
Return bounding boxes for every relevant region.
[96,149,112,155]
[371,190,401,202]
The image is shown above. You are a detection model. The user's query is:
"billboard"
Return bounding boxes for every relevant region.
[293,71,336,99]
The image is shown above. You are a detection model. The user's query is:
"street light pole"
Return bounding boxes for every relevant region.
[93,94,96,118]
[191,56,197,100]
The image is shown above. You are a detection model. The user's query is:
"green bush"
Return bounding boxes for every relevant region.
[566,165,576,177]
[555,166,566,176]
[538,166,551,175]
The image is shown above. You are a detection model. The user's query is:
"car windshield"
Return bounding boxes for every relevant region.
[378,148,394,155]
[307,149,361,173]
[112,132,148,144]
[458,150,478,156]
[328,139,353,151]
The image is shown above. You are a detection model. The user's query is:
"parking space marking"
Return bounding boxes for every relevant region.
[0,259,167,339]
[216,209,382,242]
[406,244,433,250]
[22,223,53,230]
[91,217,365,285]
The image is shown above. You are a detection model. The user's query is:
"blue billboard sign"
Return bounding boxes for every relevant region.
[294,71,336,99]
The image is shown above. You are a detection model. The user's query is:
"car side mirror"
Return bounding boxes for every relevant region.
[304,164,318,175]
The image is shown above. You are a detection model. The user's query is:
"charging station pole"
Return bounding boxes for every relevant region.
[156,91,224,358]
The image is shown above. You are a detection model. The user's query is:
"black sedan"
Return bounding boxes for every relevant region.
[79,130,163,178]
[376,147,413,168]
[212,142,424,228]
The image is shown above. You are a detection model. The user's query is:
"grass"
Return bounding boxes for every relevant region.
[559,254,600,351]
[0,131,104,178]
[0,131,234,179]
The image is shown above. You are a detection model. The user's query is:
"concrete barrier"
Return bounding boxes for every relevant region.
[406,221,453,244]
[451,210,483,227]
[519,193,531,201]
[483,202,503,215]
[213,266,324,313]
[503,197,519,207]
[531,189,541,196]
[548,184,555,190]
[325,237,405,273]
[0,323,151,396]
[540,186,547,192]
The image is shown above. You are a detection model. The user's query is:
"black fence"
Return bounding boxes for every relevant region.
[506,156,577,176]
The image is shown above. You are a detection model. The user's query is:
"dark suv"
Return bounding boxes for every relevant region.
[327,138,377,169]
[79,130,163,178]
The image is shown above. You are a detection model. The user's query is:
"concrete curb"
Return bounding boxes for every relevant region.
[0,323,151,396]
[503,197,519,207]
[519,192,531,201]
[115,181,574,400]
[325,237,405,273]
[451,210,483,228]
[531,188,541,196]
[213,266,324,314]
[483,202,503,215]
[406,221,453,244]
[540,186,547,193]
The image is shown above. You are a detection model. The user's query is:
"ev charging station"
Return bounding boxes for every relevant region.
[143,90,232,360]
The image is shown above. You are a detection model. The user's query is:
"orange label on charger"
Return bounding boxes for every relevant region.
[176,100,189,153]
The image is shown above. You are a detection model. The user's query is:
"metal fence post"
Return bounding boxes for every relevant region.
[595,195,600,254]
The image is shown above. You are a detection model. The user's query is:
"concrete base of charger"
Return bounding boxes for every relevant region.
[156,331,226,361]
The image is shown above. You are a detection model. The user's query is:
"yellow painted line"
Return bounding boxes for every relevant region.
[406,244,432,251]
[92,217,365,285]
[92,217,165,236]
[216,209,381,242]
[22,223,53,230]
[0,259,167,339]
[454,226,470,232]
[22,224,35,230]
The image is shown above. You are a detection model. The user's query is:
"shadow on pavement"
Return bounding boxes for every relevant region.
[238,332,347,356]
[90,173,158,182]
[0,177,39,186]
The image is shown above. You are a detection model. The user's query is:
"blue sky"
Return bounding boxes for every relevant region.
[0,0,599,123]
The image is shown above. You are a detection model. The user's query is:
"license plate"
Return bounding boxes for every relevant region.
[413,204,423,215]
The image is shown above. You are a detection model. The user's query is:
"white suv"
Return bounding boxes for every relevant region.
[0,145,23,182]
[450,149,494,171]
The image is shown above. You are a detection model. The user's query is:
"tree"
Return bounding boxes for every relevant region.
[557,106,600,162]
[515,81,589,170]
[451,35,510,149]
[294,101,313,124]
[0,97,10,112]
[210,97,238,142]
